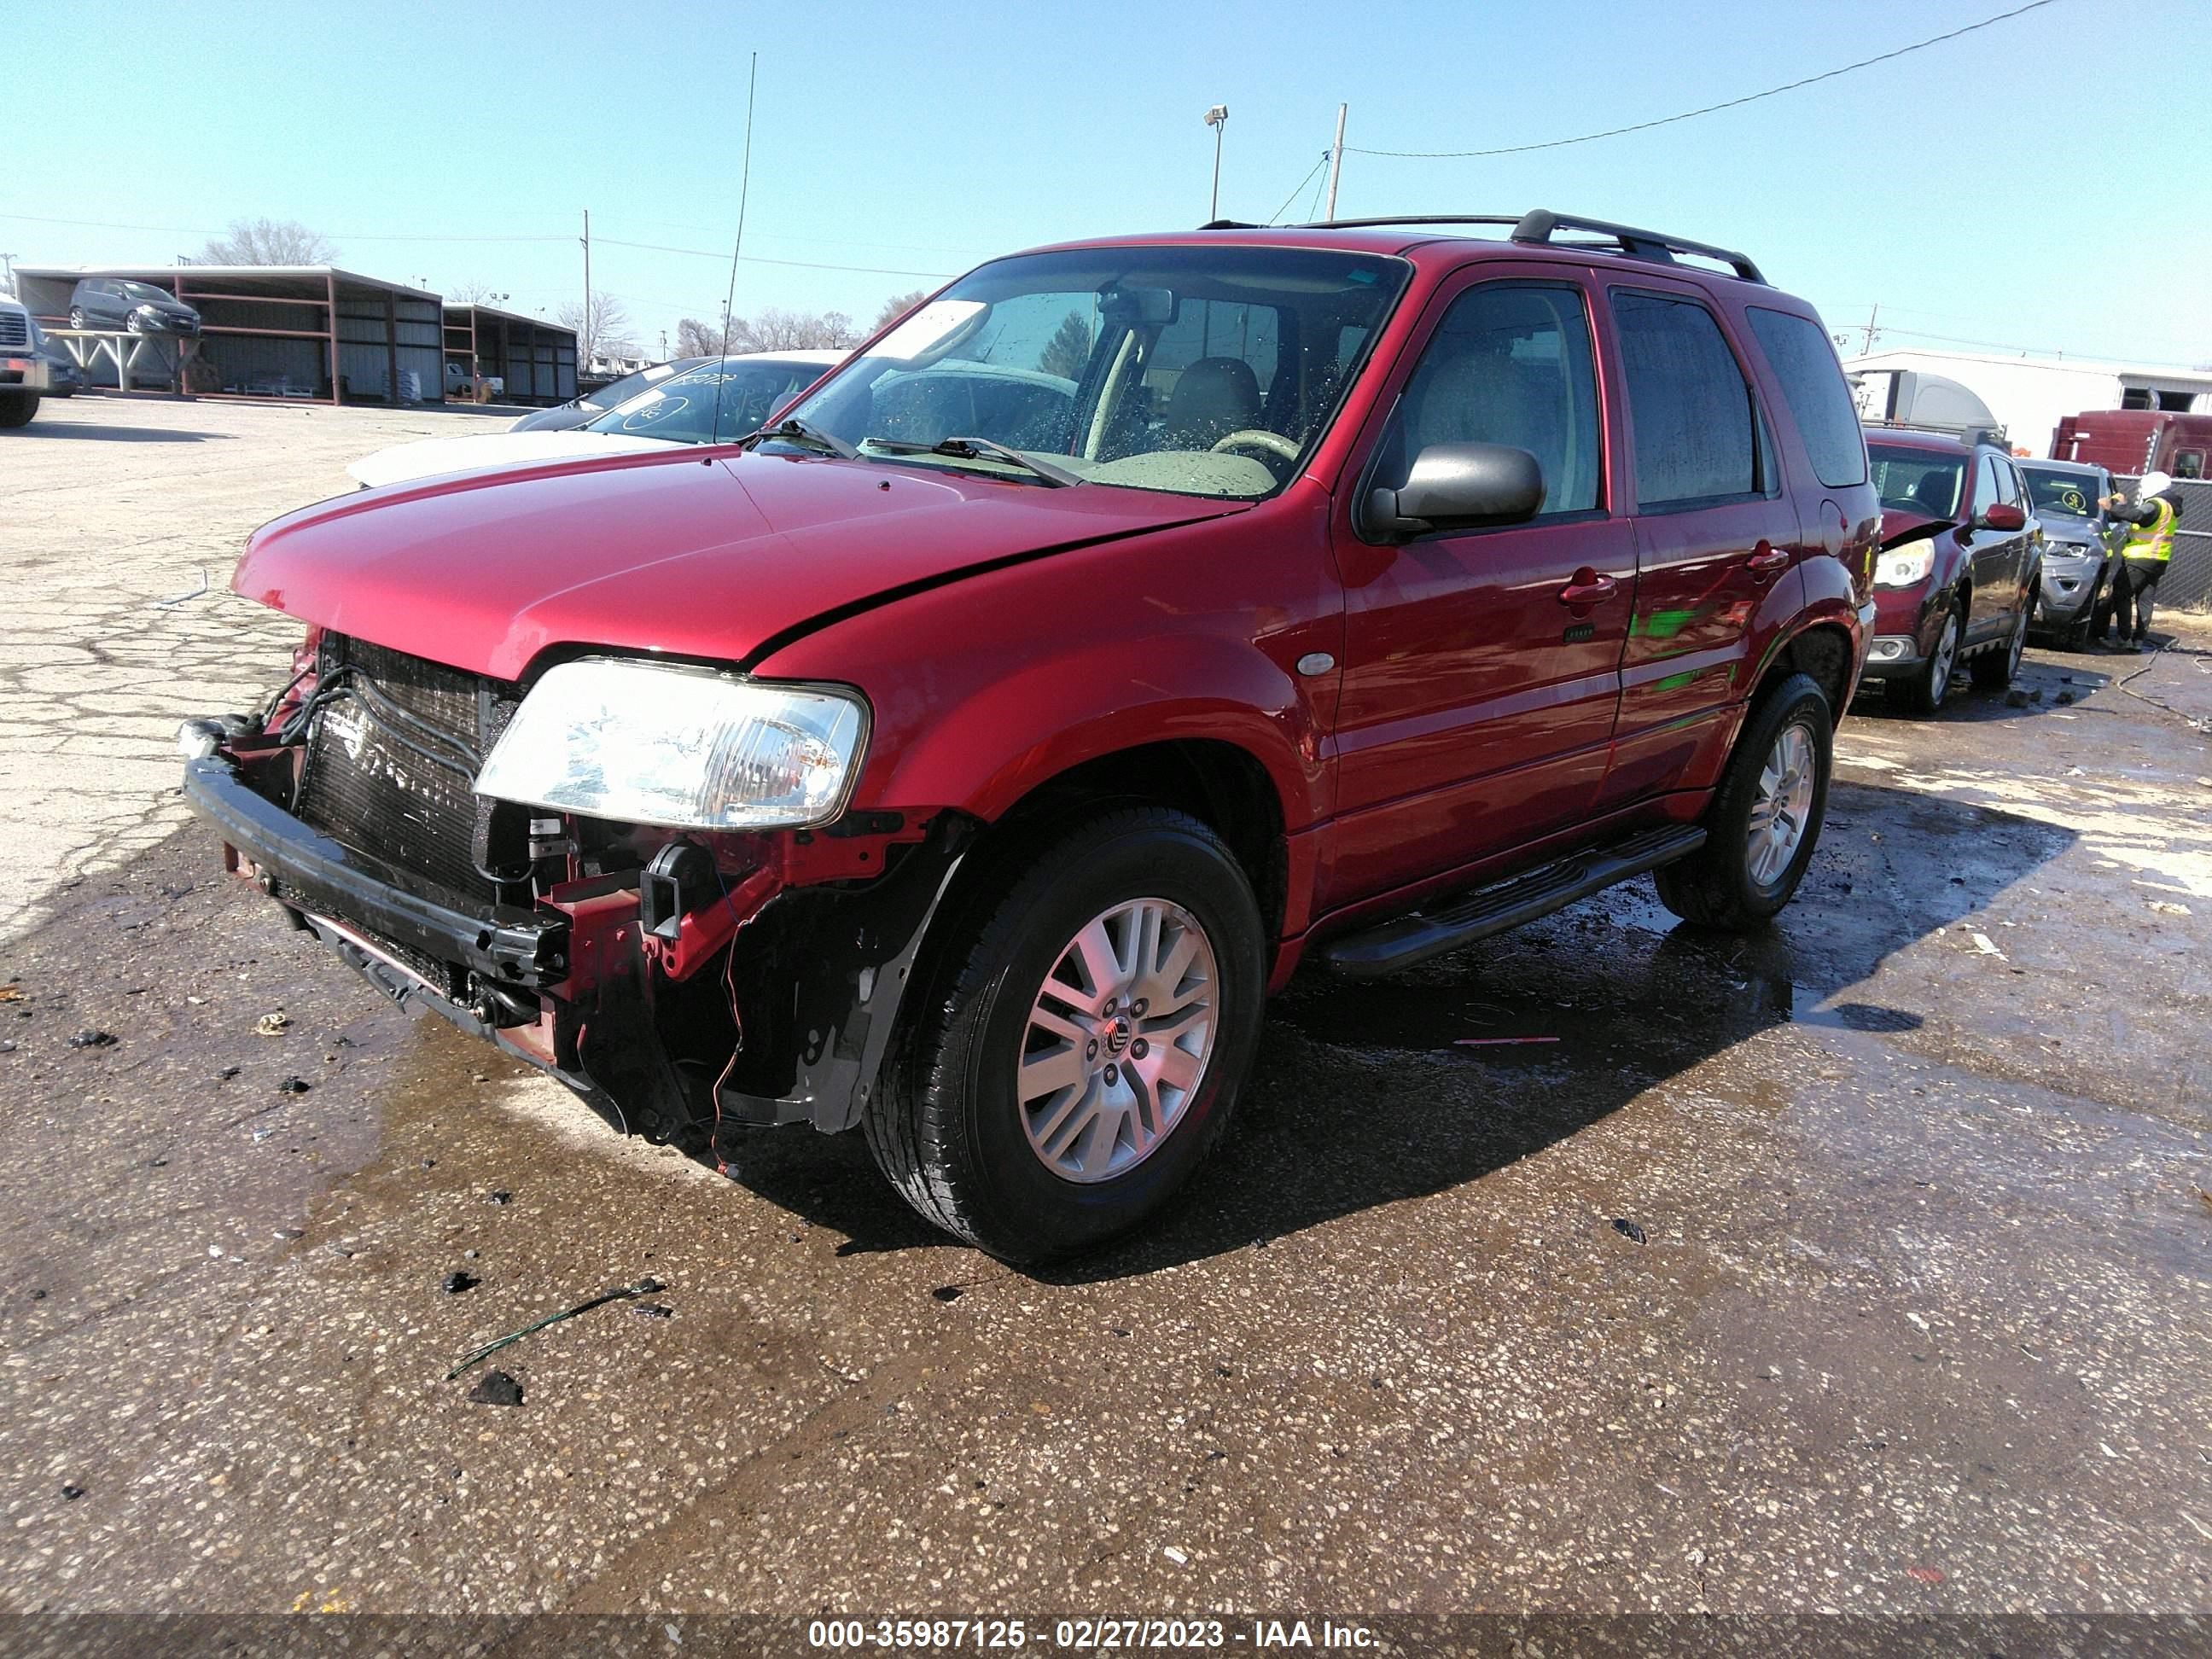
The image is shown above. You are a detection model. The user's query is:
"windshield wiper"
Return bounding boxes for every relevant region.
[740,416,858,460]
[864,434,1082,487]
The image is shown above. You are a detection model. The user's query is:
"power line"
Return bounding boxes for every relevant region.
[0,211,956,280]
[593,236,954,279]
[1266,153,1331,226]
[1346,0,2064,160]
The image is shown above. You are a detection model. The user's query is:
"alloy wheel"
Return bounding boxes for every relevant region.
[1927,615,1958,706]
[1016,897,1218,1183]
[1745,723,1816,888]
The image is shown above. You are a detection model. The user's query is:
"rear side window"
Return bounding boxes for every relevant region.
[1746,306,1866,488]
[1612,291,1756,508]
[1371,282,1603,517]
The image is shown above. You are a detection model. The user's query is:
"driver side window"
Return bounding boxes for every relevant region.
[1371,282,1602,518]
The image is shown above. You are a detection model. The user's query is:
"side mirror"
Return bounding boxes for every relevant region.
[1367,442,1545,539]
[1978,502,2027,532]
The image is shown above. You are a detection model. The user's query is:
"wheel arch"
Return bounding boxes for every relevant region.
[960,737,1289,947]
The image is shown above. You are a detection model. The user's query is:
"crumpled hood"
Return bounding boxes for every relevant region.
[236,446,1243,682]
[1877,506,1958,550]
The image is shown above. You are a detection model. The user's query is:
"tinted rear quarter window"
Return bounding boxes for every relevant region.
[1612,291,1755,508]
[1746,306,1866,488]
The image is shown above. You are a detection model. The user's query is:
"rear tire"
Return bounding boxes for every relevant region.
[865,807,1267,1262]
[0,394,38,429]
[1903,603,1961,715]
[1971,601,2029,690]
[1654,672,1832,933]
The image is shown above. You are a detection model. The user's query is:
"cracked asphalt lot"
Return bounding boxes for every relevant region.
[0,397,2208,1623]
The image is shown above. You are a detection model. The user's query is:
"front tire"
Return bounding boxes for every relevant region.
[1904,603,1961,715]
[1655,672,1832,932]
[1971,601,2029,690]
[866,807,1267,1262]
[0,394,38,429]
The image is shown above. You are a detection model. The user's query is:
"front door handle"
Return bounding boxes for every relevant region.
[1557,569,1617,607]
[1746,541,1791,578]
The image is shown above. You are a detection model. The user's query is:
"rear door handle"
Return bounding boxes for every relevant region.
[1746,542,1791,577]
[1557,571,1617,607]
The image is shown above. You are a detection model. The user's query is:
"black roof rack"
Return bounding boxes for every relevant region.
[1297,209,1766,285]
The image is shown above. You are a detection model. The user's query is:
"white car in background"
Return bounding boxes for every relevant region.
[347,349,844,489]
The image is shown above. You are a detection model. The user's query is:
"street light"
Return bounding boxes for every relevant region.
[1203,104,1229,222]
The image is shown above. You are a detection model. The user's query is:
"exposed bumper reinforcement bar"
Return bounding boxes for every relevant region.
[182,754,568,989]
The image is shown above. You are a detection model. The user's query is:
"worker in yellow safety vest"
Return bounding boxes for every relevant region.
[2095,470,2182,653]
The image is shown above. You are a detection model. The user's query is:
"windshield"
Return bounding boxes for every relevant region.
[784,245,1409,498]
[118,282,177,306]
[583,360,682,410]
[2019,466,2101,518]
[1869,447,1965,518]
[585,358,827,445]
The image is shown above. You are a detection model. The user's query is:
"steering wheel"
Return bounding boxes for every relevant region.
[1210,429,1301,464]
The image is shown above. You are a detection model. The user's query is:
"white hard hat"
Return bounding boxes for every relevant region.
[2139,470,2174,498]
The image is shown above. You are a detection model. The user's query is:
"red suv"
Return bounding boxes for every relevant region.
[1857,428,2041,712]
[183,211,1879,1260]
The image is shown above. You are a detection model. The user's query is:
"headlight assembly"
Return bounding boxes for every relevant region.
[1873,538,1934,589]
[474,658,868,830]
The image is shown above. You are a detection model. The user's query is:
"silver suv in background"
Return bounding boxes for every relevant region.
[0,298,53,428]
[2018,459,2122,647]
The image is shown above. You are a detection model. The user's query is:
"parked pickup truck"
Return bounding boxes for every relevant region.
[445,360,505,401]
[0,298,53,428]
[183,210,1879,1260]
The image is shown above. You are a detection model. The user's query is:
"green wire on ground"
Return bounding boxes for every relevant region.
[443,1277,665,1381]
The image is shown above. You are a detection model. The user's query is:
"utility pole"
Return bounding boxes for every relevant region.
[580,207,592,367]
[1324,103,1348,220]
[0,253,15,296]
[1860,304,1879,356]
[1203,105,1229,221]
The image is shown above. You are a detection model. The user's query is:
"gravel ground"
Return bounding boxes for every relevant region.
[0,396,2206,1633]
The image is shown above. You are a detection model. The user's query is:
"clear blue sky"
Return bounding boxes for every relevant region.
[7,0,2201,365]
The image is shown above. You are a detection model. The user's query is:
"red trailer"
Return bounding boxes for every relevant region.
[2049,410,2212,479]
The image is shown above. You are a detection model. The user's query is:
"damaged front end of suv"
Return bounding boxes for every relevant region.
[183,626,970,1154]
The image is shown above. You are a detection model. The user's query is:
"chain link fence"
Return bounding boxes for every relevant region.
[2116,475,2209,610]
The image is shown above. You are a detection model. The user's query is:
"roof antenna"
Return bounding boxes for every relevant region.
[708,50,759,457]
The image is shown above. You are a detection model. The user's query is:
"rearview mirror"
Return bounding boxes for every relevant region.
[1978,502,2027,532]
[1367,442,1545,538]
[1098,285,1174,326]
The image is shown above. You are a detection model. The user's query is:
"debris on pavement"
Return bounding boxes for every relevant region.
[632,1302,674,1319]
[486,1190,512,1206]
[1454,1036,1561,1047]
[1906,1565,1946,1585]
[0,986,22,1003]
[68,1030,117,1050]
[1612,1219,1648,1244]
[2148,900,2192,917]
[441,1272,480,1295]
[60,1484,85,1502]
[444,1277,666,1381]
[465,1371,524,1407]
[1968,932,2005,959]
[253,1012,291,1037]
[278,1076,311,1094]
[213,1066,239,1080]
[1162,1545,1190,1566]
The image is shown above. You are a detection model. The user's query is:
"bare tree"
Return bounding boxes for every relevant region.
[674,317,725,358]
[445,279,501,305]
[200,217,336,265]
[871,288,930,332]
[558,290,640,365]
[727,308,859,352]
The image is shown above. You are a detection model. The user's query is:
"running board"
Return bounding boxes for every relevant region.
[1317,824,1708,980]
